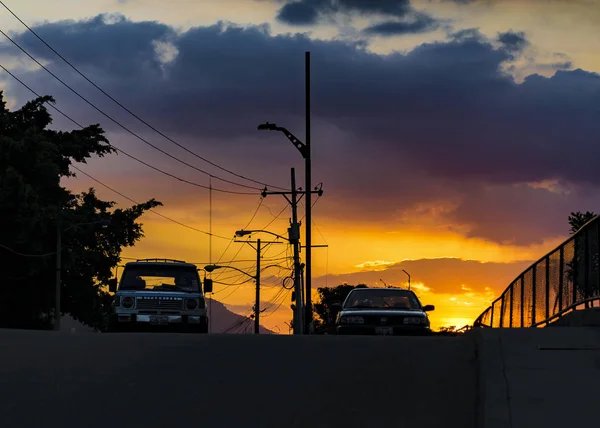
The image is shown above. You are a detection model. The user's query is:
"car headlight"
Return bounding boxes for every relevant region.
[185,299,198,310]
[340,316,364,324]
[122,296,135,309]
[403,317,425,325]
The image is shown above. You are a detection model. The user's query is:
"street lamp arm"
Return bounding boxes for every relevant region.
[204,264,256,280]
[257,122,308,159]
[235,229,288,242]
[277,127,308,159]
[63,219,111,232]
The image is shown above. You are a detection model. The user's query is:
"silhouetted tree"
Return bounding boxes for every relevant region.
[568,211,597,234]
[565,211,599,307]
[0,92,160,330]
[312,284,364,333]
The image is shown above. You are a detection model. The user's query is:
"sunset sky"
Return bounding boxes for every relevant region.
[1,0,599,332]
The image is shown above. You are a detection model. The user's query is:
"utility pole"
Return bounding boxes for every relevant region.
[233,238,282,334]
[255,238,260,334]
[261,167,312,334]
[304,50,313,334]
[54,207,62,331]
[290,169,303,334]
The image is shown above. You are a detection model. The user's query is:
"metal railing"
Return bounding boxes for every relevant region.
[474,216,600,328]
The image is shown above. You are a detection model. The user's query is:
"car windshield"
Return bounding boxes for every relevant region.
[119,265,200,292]
[343,289,421,310]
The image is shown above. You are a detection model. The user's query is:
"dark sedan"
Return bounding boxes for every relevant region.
[335,287,435,335]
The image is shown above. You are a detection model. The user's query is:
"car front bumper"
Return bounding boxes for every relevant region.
[336,325,431,336]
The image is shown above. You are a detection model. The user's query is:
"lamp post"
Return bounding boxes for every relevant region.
[204,263,262,334]
[402,269,411,290]
[55,214,110,331]
[256,123,317,334]
[256,50,315,335]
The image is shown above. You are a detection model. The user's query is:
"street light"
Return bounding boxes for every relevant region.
[257,79,317,336]
[55,217,111,331]
[402,269,411,290]
[204,264,255,279]
[204,262,283,335]
[235,229,288,241]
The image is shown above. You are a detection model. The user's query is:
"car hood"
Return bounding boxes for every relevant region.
[340,309,426,317]
[117,290,201,298]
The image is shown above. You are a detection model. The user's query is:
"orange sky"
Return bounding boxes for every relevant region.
[4,0,598,333]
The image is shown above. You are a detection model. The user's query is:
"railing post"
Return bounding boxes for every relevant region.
[509,285,513,328]
[545,257,550,320]
[499,296,505,327]
[490,304,494,328]
[520,275,524,327]
[573,237,579,307]
[558,246,564,312]
[531,266,537,326]
[584,230,590,306]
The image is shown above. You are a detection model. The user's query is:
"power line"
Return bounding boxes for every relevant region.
[0,243,57,257]
[0,28,267,193]
[0,0,287,191]
[0,63,256,195]
[70,165,232,240]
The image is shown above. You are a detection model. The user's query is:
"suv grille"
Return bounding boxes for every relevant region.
[136,298,183,311]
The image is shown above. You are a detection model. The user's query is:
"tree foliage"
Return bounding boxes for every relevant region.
[0,92,161,330]
[568,211,597,235]
[563,211,598,307]
[312,284,363,333]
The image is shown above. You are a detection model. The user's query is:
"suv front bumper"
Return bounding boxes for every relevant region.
[110,313,208,332]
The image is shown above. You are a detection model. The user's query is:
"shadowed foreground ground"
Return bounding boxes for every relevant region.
[0,331,477,428]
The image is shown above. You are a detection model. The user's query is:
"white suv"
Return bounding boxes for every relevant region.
[107,258,212,333]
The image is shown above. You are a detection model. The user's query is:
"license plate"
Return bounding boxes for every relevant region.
[375,327,394,335]
[150,315,169,325]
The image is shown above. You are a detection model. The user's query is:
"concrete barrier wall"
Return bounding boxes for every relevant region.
[472,327,600,428]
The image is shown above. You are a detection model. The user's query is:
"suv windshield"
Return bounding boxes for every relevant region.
[119,265,200,292]
[343,289,421,310]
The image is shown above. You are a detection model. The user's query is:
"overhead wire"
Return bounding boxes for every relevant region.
[0,29,263,194]
[0,63,256,195]
[69,165,231,240]
[0,0,287,191]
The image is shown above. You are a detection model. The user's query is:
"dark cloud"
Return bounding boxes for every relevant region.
[363,13,440,36]
[497,30,529,57]
[442,0,480,4]
[276,1,320,25]
[2,15,600,244]
[274,0,439,32]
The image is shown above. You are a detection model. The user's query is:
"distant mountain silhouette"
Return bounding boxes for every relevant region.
[58,299,275,334]
[207,299,274,334]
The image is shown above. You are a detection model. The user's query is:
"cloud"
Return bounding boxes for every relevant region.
[496,30,529,58]
[363,13,440,36]
[2,14,600,245]
[274,0,440,35]
[316,257,532,295]
[275,0,414,25]
[276,1,320,25]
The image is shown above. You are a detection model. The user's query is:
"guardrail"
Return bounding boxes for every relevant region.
[474,216,600,328]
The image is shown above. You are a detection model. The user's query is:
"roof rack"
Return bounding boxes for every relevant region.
[134,258,188,264]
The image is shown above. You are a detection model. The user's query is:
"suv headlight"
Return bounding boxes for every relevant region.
[122,296,135,309]
[340,316,364,325]
[185,298,198,310]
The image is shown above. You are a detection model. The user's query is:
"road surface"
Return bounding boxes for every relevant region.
[0,330,477,428]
